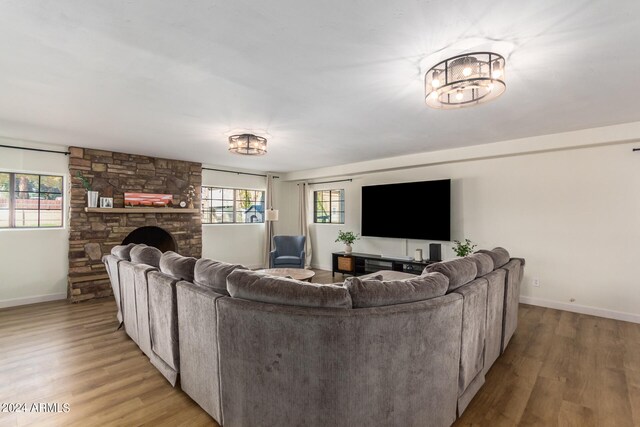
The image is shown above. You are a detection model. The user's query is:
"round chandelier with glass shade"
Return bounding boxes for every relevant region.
[228,133,267,155]
[425,52,506,109]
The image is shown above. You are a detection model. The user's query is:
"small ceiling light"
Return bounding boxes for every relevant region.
[431,70,441,88]
[425,52,506,109]
[228,134,267,155]
[491,59,503,79]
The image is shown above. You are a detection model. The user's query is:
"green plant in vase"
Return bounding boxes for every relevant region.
[76,171,99,208]
[452,239,477,257]
[76,171,92,191]
[336,230,359,254]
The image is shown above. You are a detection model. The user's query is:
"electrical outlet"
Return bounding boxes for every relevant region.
[532,278,540,287]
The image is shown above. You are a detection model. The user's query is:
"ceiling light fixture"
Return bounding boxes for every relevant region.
[425,52,506,109]
[228,133,267,155]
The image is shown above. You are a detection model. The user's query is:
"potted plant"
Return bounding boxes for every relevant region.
[452,239,477,257]
[76,171,99,208]
[335,230,359,254]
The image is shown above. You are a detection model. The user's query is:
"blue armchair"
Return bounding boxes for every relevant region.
[270,235,306,268]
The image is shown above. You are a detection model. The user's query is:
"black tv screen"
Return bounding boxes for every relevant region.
[361,179,450,241]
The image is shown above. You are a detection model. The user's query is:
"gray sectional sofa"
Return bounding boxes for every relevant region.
[104,245,524,427]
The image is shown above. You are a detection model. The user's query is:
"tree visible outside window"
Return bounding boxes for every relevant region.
[201,187,265,224]
[314,189,344,223]
[0,172,64,228]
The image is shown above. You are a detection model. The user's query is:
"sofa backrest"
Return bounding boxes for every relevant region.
[483,269,507,374]
[110,243,136,261]
[227,269,352,309]
[344,272,449,308]
[130,244,162,268]
[216,292,463,427]
[194,258,248,296]
[475,247,510,269]
[159,251,197,281]
[467,253,494,276]
[453,277,488,406]
[424,257,478,291]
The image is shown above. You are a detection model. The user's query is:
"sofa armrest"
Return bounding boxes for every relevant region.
[511,257,526,266]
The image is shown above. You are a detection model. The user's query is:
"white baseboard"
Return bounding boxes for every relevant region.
[247,263,265,270]
[520,295,640,324]
[311,263,332,272]
[0,292,67,309]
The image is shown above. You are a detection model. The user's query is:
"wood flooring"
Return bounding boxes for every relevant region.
[0,270,638,426]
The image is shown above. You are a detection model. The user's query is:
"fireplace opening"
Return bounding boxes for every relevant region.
[122,226,177,252]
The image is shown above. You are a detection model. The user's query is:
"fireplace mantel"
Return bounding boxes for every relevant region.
[84,207,199,214]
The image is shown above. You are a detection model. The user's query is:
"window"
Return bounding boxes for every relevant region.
[314,189,344,223]
[201,187,265,224]
[0,172,64,228]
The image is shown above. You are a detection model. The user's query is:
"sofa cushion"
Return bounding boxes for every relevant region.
[160,251,197,281]
[194,258,248,295]
[476,247,510,269]
[468,253,494,277]
[359,271,414,281]
[110,243,136,261]
[425,258,478,291]
[227,269,352,309]
[345,274,384,283]
[130,245,162,267]
[345,272,449,308]
[273,256,301,265]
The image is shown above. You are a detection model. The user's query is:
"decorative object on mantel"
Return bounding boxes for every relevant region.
[228,133,267,155]
[84,207,198,214]
[76,171,99,208]
[125,193,173,207]
[425,52,505,109]
[265,208,279,221]
[414,248,423,261]
[335,230,360,254]
[99,197,113,208]
[452,239,477,257]
[184,185,197,209]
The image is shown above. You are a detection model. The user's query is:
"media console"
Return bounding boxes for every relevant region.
[331,252,436,277]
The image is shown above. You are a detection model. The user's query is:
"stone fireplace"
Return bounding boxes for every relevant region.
[122,226,177,252]
[68,147,202,302]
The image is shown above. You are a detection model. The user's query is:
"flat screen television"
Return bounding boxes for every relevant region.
[361,179,450,241]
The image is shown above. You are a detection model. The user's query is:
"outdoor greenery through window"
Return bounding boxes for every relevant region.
[314,189,345,223]
[0,172,64,228]
[201,187,265,224]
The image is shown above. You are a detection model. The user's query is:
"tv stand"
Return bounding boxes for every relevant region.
[332,252,436,277]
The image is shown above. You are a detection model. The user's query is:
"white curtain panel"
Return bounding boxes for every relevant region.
[298,182,312,268]
[263,173,275,267]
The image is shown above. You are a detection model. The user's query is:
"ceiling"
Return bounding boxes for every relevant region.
[1,0,639,172]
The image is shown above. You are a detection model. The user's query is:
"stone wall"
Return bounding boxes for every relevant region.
[68,147,202,302]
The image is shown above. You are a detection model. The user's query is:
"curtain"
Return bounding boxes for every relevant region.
[298,182,312,268]
[263,173,275,268]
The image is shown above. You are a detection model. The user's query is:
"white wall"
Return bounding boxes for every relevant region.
[0,139,69,307]
[283,123,640,323]
[201,168,269,268]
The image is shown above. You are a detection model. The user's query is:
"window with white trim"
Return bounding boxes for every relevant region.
[0,172,64,228]
[201,186,266,224]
